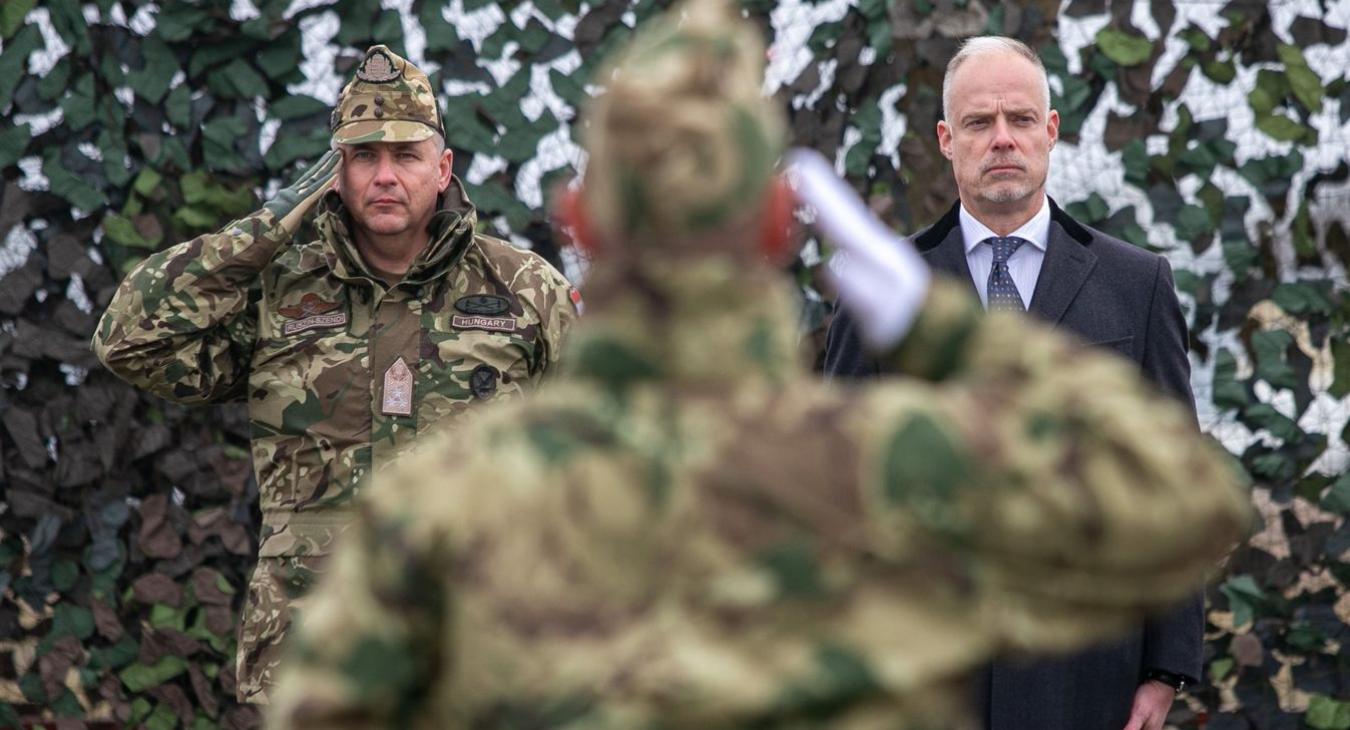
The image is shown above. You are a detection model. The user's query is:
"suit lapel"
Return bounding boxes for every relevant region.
[923,226,980,299]
[1027,220,1096,325]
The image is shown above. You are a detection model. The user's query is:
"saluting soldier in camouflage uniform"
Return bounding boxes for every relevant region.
[268,4,1249,728]
[92,45,577,703]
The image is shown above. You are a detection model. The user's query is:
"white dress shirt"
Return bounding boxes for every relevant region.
[961,196,1051,310]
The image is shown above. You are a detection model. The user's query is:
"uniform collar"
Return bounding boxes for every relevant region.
[563,255,804,387]
[959,195,1050,254]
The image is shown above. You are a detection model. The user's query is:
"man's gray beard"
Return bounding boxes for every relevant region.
[980,182,1035,204]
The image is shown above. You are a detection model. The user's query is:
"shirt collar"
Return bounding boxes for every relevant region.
[959,195,1051,254]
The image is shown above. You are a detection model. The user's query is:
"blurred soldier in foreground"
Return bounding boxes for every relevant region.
[268,2,1249,727]
[92,45,577,702]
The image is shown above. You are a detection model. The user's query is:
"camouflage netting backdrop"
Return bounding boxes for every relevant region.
[0,0,1347,727]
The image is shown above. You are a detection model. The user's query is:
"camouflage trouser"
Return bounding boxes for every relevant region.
[236,554,329,704]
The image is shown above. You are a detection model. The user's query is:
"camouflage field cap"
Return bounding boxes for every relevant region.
[581,0,785,241]
[331,45,443,145]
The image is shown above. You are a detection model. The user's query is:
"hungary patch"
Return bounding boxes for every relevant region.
[452,315,516,333]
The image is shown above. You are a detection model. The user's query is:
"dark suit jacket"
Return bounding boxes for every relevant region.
[823,199,1203,730]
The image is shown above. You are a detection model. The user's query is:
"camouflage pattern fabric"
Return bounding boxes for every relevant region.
[91,176,577,702]
[268,259,1251,730]
[331,45,443,146]
[268,4,1245,725]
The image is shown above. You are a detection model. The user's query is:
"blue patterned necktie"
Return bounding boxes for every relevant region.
[984,236,1028,312]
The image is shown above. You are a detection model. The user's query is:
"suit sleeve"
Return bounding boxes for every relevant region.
[854,277,1250,655]
[1138,256,1205,683]
[821,305,882,379]
[91,209,287,404]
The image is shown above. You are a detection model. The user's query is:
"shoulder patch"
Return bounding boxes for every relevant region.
[455,294,511,316]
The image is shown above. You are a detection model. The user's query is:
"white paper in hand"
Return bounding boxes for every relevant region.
[784,148,930,349]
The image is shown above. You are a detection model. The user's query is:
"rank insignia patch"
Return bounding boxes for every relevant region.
[381,357,414,416]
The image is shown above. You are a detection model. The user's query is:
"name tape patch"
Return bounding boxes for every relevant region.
[452,315,516,333]
[283,312,348,336]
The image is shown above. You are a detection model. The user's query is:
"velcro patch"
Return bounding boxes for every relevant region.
[283,312,348,336]
[455,295,511,316]
[382,356,414,416]
[452,315,516,333]
[470,364,499,399]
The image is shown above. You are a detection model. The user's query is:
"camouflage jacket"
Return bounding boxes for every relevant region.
[268,257,1249,730]
[92,179,576,557]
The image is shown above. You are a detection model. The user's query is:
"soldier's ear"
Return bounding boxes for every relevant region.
[553,183,601,256]
[758,176,797,265]
[439,146,453,193]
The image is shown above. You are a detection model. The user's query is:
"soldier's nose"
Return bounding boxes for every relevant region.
[372,158,399,185]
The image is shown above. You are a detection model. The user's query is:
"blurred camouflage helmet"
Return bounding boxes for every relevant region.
[330,45,444,145]
[581,0,785,241]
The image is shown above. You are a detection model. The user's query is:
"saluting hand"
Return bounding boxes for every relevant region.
[264,149,342,239]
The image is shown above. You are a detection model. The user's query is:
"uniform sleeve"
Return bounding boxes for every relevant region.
[517,253,579,380]
[855,276,1251,654]
[266,493,451,730]
[91,209,286,404]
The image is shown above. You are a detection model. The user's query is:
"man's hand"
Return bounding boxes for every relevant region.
[1122,680,1175,730]
[264,149,341,238]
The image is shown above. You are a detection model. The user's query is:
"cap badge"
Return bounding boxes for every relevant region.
[356,50,401,83]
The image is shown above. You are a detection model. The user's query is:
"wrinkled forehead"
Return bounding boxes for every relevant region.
[948,52,1048,112]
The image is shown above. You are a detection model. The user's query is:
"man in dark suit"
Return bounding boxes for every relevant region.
[823,36,1201,730]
